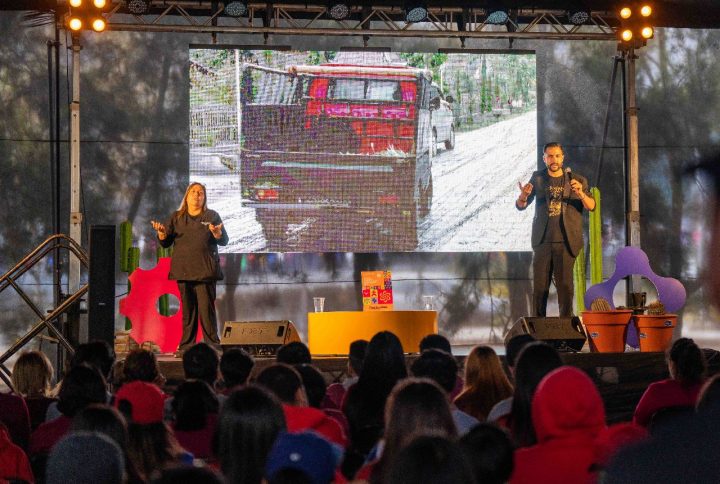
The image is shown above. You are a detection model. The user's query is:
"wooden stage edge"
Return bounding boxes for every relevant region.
[145,350,670,424]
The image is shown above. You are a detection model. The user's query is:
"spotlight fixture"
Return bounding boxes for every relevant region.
[621,28,632,41]
[617,3,654,49]
[91,17,106,31]
[486,8,509,25]
[127,0,150,15]
[93,0,107,7]
[68,16,83,30]
[567,9,590,25]
[224,1,248,17]
[328,0,350,20]
[640,26,654,39]
[69,0,82,7]
[619,7,632,19]
[405,2,428,23]
[640,5,652,17]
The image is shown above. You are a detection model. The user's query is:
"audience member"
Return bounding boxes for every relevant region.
[342,331,407,477]
[215,385,287,484]
[386,435,476,484]
[487,334,536,422]
[256,364,346,448]
[170,379,219,460]
[12,350,57,430]
[323,339,367,410]
[0,421,33,483]
[30,364,107,456]
[459,423,514,484]
[265,431,338,484]
[219,347,255,393]
[454,345,513,422]
[121,348,166,387]
[296,363,350,439]
[276,341,312,365]
[365,378,458,483]
[633,337,707,428]
[505,342,562,447]
[0,391,31,451]
[410,348,478,434]
[510,366,606,484]
[46,432,124,484]
[418,334,463,399]
[182,342,220,387]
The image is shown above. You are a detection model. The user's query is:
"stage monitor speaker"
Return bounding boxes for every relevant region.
[504,316,586,352]
[88,225,116,346]
[220,320,301,357]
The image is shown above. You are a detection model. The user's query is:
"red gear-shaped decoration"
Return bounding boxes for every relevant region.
[119,257,199,353]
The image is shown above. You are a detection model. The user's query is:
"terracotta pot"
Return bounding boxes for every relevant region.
[581,310,634,353]
[633,314,677,352]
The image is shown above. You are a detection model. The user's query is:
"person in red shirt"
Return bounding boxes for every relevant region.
[0,423,33,483]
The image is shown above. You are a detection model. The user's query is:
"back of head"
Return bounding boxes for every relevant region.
[12,350,54,397]
[266,431,337,484]
[410,349,458,394]
[668,338,706,384]
[294,364,327,408]
[57,364,108,417]
[532,366,605,442]
[419,334,452,354]
[182,342,220,385]
[464,346,509,392]
[220,347,255,389]
[47,432,125,484]
[217,385,287,484]
[459,423,514,484]
[115,380,166,425]
[276,341,312,365]
[387,436,476,484]
[357,331,407,398]
[505,334,536,370]
[349,339,369,376]
[172,379,220,431]
[71,404,129,450]
[71,341,116,379]
[256,363,304,404]
[123,349,161,383]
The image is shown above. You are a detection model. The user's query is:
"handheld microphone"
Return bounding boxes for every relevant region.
[565,167,573,181]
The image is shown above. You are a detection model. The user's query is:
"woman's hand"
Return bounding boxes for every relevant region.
[209,223,224,239]
[151,220,167,240]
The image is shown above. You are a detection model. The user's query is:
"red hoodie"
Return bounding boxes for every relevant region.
[282,404,348,448]
[0,428,33,483]
[511,366,606,484]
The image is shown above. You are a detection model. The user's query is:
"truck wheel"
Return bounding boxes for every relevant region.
[445,125,455,150]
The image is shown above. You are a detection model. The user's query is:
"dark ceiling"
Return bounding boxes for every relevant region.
[3,0,720,29]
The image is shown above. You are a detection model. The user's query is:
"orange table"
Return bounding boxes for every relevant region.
[308,310,438,355]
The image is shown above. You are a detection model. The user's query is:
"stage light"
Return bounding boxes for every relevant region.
[486,9,509,24]
[641,26,653,39]
[68,17,83,31]
[640,5,652,17]
[127,0,150,14]
[224,1,248,17]
[93,0,106,7]
[405,3,428,23]
[92,17,106,31]
[328,1,350,20]
[620,7,632,19]
[621,29,633,42]
[567,9,590,25]
[69,0,82,7]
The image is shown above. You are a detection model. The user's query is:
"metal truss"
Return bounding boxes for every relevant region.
[94,2,618,41]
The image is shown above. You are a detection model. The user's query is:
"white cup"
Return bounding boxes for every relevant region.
[422,295,434,311]
[313,297,325,312]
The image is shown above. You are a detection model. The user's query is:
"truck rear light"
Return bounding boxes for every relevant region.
[256,189,279,201]
[378,194,399,204]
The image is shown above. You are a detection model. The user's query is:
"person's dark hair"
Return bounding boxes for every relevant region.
[72,404,129,451]
[151,464,224,484]
[419,334,452,354]
[668,338,706,385]
[71,341,116,379]
[215,385,287,484]
[386,436,476,484]
[172,380,219,431]
[220,347,255,389]
[505,334,536,369]
[276,341,312,365]
[57,364,108,417]
[508,342,563,447]
[268,467,314,484]
[357,331,407,400]
[294,364,327,409]
[123,349,161,383]
[182,342,220,386]
[256,364,304,404]
[543,142,563,153]
[410,349,458,394]
[127,421,186,481]
[348,339,369,376]
[459,423,514,484]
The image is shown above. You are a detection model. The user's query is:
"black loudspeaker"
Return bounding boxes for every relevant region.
[220,320,301,356]
[88,225,116,346]
[504,316,587,352]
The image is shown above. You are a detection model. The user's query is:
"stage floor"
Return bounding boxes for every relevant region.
[152,350,670,424]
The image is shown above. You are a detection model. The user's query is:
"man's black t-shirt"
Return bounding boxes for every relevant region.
[543,174,565,243]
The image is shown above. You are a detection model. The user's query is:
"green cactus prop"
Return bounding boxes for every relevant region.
[589,187,602,284]
[574,247,586,314]
[125,246,140,330]
[119,221,133,273]
[156,246,170,316]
